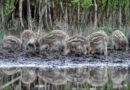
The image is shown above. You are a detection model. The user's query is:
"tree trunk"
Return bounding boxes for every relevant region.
[94,0,97,30]
[38,0,45,35]
[64,7,68,32]
[27,0,32,30]
[45,0,48,29]
[60,1,64,21]
[107,0,111,25]
[0,0,4,26]
[78,1,81,34]
[34,0,37,19]
[48,0,52,27]
[19,0,24,27]
[119,4,122,30]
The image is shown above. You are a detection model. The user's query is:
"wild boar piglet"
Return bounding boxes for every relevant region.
[21,30,37,53]
[38,30,69,54]
[112,30,128,51]
[64,35,90,55]
[3,35,22,51]
[88,31,109,56]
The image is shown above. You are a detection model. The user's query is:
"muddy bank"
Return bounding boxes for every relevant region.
[0,48,130,67]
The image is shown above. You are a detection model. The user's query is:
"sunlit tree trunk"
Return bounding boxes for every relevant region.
[119,3,122,30]
[19,0,24,27]
[27,0,32,30]
[46,9,48,29]
[78,1,80,25]
[94,0,97,30]
[48,0,52,27]
[78,1,82,34]
[64,7,68,32]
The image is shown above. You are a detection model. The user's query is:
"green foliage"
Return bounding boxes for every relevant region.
[3,0,15,16]
[97,0,107,11]
[123,0,130,14]
[82,0,93,8]
[71,0,92,9]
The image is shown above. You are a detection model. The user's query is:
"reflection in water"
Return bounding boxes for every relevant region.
[87,66,108,87]
[2,67,20,75]
[38,68,67,85]
[21,68,36,84]
[109,66,128,88]
[0,65,129,90]
[0,70,3,80]
[65,67,89,84]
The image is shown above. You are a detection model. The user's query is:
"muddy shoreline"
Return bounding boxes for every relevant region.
[0,48,130,67]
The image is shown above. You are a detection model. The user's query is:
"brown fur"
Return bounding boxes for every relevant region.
[64,35,90,55]
[88,31,109,56]
[112,30,128,51]
[3,35,22,51]
[38,30,69,54]
[21,30,37,53]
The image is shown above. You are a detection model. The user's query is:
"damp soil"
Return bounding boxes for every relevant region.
[0,48,130,67]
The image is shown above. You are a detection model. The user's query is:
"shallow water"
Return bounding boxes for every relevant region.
[0,54,130,90]
[0,49,130,90]
[0,64,129,90]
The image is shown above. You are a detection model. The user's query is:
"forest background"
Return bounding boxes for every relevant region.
[0,0,130,41]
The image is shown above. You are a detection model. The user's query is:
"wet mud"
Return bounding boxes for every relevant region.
[0,48,130,67]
